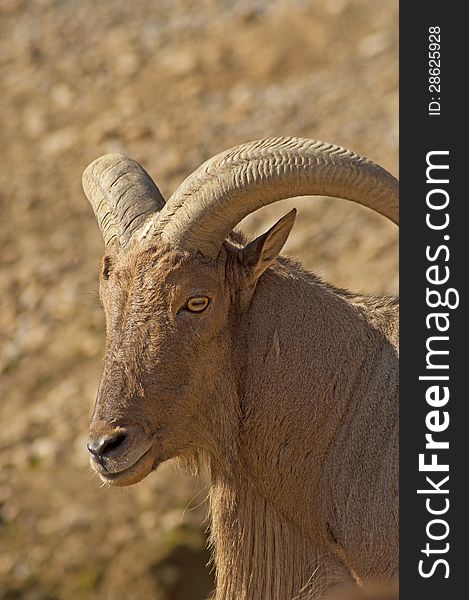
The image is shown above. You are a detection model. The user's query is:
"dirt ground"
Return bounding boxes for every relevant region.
[0,1,398,598]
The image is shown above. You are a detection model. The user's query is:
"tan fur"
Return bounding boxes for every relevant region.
[88,224,398,599]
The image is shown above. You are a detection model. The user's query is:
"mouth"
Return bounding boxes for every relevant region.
[96,446,156,487]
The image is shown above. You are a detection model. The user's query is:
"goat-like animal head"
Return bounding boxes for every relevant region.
[83,137,398,486]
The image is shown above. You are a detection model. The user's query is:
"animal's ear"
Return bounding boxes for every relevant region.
[237,209,297,283]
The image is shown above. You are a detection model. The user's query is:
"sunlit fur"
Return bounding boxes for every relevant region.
[90,224,398,599]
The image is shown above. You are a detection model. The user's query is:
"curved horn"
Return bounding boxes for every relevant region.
[154,137,398,259]
[82,153,166,248]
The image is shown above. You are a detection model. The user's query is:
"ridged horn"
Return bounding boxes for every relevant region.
[82,153,166,247]
[154,137,398,259]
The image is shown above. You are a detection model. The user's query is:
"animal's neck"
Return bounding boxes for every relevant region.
[231,260,398,578]
[209,476,346,600]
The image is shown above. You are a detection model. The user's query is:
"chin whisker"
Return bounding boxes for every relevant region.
[180,484,211,524]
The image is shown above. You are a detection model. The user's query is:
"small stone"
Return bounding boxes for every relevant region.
[12,561,31,580]
[359,32,391,58]
[29,437,59,461]
[51,83,74,108]
[42,127,78,155]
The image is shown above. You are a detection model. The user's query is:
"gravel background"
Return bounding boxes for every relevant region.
[0,1,398,598]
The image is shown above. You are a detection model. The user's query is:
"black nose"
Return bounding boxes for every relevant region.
[87,433,127,459]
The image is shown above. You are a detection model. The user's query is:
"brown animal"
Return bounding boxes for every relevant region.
[82,137,399,599]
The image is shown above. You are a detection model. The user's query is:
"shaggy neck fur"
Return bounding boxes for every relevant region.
[206,257,398,599]
[209,477,355,600]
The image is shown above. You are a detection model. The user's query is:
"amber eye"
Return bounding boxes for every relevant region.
[186,296,210,313]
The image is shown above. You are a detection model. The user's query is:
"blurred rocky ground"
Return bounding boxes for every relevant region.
[0,0,397,598]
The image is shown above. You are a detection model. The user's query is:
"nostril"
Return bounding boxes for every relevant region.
[100,433,127,455]
[87,433,127,458]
